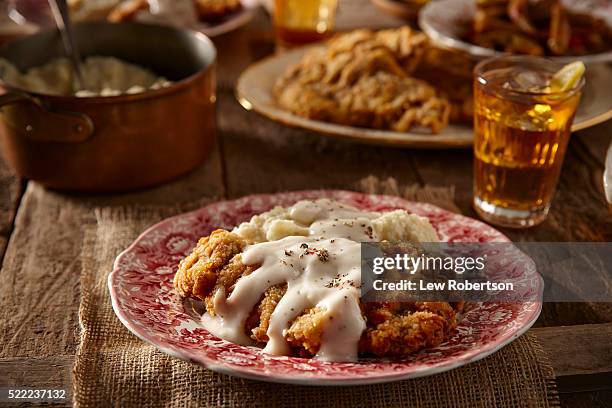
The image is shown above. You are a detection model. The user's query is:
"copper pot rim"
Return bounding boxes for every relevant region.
[0,23,217,105]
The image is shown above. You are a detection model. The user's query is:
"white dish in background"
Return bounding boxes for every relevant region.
[369,0,426,20]
[236,46,612,149]
[10,0,259,37]
[419,0,612,64]
[138,0,259,37]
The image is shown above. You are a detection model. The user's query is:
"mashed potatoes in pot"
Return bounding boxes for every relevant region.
[0,56,171,97]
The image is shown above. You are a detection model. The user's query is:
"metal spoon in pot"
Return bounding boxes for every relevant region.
[47,0,84,91]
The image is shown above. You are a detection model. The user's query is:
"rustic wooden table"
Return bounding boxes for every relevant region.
[0,2,611,407]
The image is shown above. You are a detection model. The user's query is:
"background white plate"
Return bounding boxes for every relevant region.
[236,46,612,149]
[419,0,612,64]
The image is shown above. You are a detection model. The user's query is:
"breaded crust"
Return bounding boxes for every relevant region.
[285,307,329,356]
[194,0,242,22]
[174,229,247,300]
[359,311,447,357]
[247,284,287,344]
[273,27,451,134]
[175,229,461,358]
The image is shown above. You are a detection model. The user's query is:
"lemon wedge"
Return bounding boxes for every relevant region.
[548,61,585,93]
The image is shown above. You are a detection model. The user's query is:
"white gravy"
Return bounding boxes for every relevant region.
[200,199,435,362]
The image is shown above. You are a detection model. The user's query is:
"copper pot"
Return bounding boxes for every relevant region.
[0,22,216,192]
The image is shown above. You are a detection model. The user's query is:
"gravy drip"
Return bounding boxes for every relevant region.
[202,200,384,361]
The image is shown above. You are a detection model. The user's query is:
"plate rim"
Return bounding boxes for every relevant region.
[108,190,543,385]
[369,0,422,19]
[9,0,259,38]
[418,0,612,64]
[235,49,474,149]
[236,44,612,149]
[195,0,259,37]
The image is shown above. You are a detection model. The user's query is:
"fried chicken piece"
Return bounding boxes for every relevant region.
[176,229,290,343]
[285,303,455,358]
[285,307,329,355]
[69,0,123,21]
[174,229,248,301]
[375,27,429,73]
[274,27,451,134]
[277,69,450,134]
[203,253,259,316]
[107,0,149,22]
[359,301,460,356]
[247,284,287,343]
[193,0,241,23]
[361,301,404,326]
[415,301,458,335]
[413,47,475,123]
[175,228,461,358]
[359,311,447,357]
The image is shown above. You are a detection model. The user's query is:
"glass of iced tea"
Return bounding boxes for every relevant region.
[473,56,584,228]
[273,0,338,49]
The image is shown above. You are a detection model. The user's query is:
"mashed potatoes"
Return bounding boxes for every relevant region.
[0,56,171,97]
[232,199,439,244]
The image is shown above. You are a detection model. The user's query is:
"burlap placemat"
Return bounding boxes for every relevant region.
[73,178,560,407]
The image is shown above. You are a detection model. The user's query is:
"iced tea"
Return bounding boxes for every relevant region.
[473,57,584,228]
[273,0,338,49]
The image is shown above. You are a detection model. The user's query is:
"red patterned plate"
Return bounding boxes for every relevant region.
[109,191,542,385]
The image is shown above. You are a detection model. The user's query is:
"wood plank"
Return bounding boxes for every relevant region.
[556,373,612,393]
[0,324,609,390]
[532,324,612,377]
[559,390,612,408]
[409,148,474,214]
[0,156,23,263]
[0,356,72,407]
[512,131,612,325]
[0,356,73,389]
[0,147,224,360]
[335,0,407,30]
[575,122,611,166]
[219,86,423,197]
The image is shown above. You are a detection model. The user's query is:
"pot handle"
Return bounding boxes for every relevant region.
[0,91,94,143]
[0,92,32,106]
